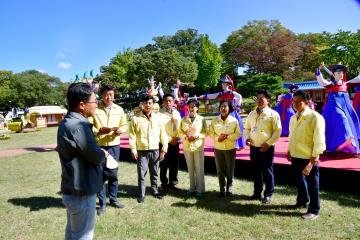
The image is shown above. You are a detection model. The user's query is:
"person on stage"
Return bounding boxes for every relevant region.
[316,63,360,154]
[275,84,298,136]
[347,73,360,118]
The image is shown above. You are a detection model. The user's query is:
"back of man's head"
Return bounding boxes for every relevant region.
[67,83,93,112]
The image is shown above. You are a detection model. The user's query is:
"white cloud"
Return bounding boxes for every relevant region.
[58,61,72,70]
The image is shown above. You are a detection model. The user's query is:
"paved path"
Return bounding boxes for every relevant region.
[0,144,57,158]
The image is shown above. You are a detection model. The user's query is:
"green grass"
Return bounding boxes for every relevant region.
[0,128,359,239]
[0,127,57,150]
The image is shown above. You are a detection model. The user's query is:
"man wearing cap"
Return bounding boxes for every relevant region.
[316,62,360,154]
[90,84,127,216]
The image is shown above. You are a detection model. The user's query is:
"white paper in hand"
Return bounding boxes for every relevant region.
[106,154,119,169]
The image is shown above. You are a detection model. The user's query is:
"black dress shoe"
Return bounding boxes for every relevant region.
[137,197,145,203]
[226,192,234,197]
[97,206,105,216]
[262,196,271,204]
[248,194,261,201]
[152,193,164,199]
[110,202,125,208]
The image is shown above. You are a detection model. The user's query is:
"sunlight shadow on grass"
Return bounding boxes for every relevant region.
[8,196,63,211]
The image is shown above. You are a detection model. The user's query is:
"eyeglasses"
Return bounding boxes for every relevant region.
[85,100,99,104]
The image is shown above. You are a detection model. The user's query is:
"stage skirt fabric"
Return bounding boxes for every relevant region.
[275,93,295,137]
[322,92,360,154]
[352,86,360,118]
[230,110,245,149]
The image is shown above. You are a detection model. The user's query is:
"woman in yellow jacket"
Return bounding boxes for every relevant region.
[178,99,207,197]
[209,100,241,197]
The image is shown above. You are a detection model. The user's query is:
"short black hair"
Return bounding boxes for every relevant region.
[162,93,174,100]
[257,90,271,100]
[219,100,234,113]
[142,94,154,103]
[100,84,116,95]
[187,98,199,108]
[293,90,310,101]
[67,83,93,111]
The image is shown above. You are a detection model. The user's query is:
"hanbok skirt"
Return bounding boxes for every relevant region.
[322,92,360,154]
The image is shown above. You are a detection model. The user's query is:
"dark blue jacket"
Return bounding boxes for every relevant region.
[57,112,105,195]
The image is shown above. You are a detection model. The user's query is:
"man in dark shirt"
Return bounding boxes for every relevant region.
[57,83,107,240]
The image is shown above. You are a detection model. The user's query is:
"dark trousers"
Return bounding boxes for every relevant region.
[214,149,236,193]
[291,157,320,214]
[160,143,179,187]
[250,145,275,198]
[97,145,120,207]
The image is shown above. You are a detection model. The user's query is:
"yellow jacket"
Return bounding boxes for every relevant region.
[209,115,241,150]
[244,106,282,147]
[179,114,207,152]
[288,107,326,159]
[129,111,168,155]
[159,107,181,142]
[90,103,127,146]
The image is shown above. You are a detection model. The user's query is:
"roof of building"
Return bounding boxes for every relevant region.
[29,106,67,115]
[283,81,325,91]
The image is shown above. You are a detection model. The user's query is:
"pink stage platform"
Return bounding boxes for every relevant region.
[120,136,360,172]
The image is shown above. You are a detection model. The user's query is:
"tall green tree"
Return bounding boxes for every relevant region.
[11,70,65,108]
[195,35,223,91]
[153,28,204,58]
[320,30,360,79]
[236,74,283,98]
[221,20,301,78]
[127,48,198,92]
[0,70,15,110]
[97,48,136,92]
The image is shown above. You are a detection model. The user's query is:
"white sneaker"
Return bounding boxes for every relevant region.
[302,213,319,220]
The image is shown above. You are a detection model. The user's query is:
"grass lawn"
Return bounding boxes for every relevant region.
[0,127,57,150]
[0,128,359,239]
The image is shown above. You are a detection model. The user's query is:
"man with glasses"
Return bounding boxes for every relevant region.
[91,84,127,216]
[244,90,282,204]
[58,82,107,239]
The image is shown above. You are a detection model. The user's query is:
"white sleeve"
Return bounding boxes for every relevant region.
[347,73,360,84]
[316,73,332,87]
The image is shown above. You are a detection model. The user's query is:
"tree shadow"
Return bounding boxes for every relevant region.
[274,185,360,208]
[8,196,64,211]
[171,192,301,218]
[320,191,360,208]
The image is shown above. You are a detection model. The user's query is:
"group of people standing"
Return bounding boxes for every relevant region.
[58,67,332,238]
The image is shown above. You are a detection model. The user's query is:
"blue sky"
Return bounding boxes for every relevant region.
[0,0,359,82]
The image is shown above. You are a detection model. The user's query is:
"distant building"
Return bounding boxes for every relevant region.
[29,106,67,127]
[283,81,326,112]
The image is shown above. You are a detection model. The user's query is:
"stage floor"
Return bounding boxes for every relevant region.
[121,136,360,172]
